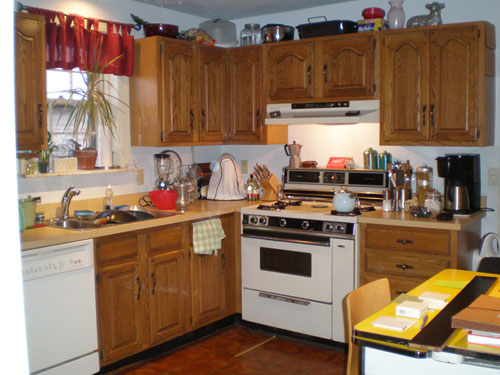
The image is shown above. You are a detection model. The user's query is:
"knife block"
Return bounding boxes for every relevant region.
[259,174,281,201]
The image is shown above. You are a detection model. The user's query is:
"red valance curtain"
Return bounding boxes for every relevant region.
[27,7,134,77]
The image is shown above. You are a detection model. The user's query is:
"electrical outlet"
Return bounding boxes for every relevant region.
[241,160,248,174]
[488,168,499,185]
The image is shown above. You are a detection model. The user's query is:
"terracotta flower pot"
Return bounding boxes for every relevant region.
[75,149,98,170]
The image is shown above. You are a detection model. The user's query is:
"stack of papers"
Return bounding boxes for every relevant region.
[372,316,416,332]
[418,291,450,310]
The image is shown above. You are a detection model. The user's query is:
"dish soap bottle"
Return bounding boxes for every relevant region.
[104,185,114,210]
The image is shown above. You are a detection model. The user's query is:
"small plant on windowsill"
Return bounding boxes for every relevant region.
[38,131,58,173]
[58,38,127,170]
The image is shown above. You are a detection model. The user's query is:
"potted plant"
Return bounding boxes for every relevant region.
[38,131,57,173]
[59,39,125,170]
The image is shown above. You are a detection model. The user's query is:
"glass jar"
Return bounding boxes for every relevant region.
[424,189,442,214]
[416,164,433,207]
[240,23,261,46]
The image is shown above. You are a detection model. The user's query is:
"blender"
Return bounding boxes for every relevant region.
[154,153,171,190]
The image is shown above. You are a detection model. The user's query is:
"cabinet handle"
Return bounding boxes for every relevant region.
[136,277,142,300]
[201,109,206,129]
[396,290,407,295]
[221,252,226,273]
[430,104,435,126]
[396,239,414,245]
[396,264,414,270]
[307,65,312,84]
[189,109,194,130]
[259,292,310,306]
[323,64,327,83]
[151,272,157,295]
[255,109,260,128]
[37,104,43,129]
[422,104,427,127]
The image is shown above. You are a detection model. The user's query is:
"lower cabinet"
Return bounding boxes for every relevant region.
[359,223,481,299]
[95,214,238,366]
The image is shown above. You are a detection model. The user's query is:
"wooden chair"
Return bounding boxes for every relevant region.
[345,278,391,375]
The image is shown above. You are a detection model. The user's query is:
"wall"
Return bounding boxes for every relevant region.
[17,0,500,237]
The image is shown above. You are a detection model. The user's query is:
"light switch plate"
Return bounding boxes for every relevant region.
[241,160,248,174]
[488,168,499,185]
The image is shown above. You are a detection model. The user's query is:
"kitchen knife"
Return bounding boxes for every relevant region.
[253,166,262,179]
[263,165,272,178]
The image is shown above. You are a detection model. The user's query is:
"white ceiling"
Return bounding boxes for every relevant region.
[131,0,355,20]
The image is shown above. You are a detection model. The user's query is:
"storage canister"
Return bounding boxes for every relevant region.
[378,151,392,170]
[416,164,433,207]
[363,147,378,169]
[240,23,261,45]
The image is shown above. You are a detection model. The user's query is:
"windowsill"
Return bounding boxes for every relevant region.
[19,167,144,184]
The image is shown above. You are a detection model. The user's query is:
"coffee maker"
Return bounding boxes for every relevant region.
[436,153,480,214]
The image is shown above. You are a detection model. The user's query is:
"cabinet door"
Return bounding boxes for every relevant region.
[97,261,145,364]
[15,13,47,151]
[266,42,315,100]
[191,239,226,328]
[148,248,186,344]
[227,47,263,143]
[381,31,430,143]
[322,35,374,98]
[161,41,196,142]
[430,27,479,142]
[198,47,227,142]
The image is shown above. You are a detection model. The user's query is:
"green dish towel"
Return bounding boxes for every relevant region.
[192,218,226,255]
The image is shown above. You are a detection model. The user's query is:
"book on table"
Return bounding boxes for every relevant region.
[468,330,500,347]
[451,294,500,334]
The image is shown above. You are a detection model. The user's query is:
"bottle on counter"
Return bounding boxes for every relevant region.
[104,185,114,209]
[247,174,259,201]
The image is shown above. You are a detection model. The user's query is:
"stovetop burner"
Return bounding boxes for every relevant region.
[330,206,376,216]
[257,200,302,211]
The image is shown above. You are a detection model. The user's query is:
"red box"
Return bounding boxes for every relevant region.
[326,157,346,169]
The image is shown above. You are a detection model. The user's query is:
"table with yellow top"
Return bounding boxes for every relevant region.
[353,269,500,375]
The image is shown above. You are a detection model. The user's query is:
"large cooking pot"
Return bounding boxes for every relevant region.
[333,186,357,213]
[261,24,295,43]
[297,17,357,39]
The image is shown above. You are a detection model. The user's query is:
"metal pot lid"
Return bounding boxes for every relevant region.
[335,185,355,196]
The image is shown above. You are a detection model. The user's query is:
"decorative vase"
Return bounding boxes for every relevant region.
[75,149,98,170]
[388,0,405,29]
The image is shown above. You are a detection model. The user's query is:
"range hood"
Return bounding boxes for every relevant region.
[265,100,380,125]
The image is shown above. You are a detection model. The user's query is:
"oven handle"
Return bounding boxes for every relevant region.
[258,292,310,306]
[241,233,330,247]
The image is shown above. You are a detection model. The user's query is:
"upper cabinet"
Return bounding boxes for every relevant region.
[15,12,47,152]
[227,46,263,143]
[380,22,496,146]
[130,37,226,146]
[263,33,376,103]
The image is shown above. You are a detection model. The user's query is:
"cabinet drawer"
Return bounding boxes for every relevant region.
[365,225,450,254]
[365,248,450,278]
[96,233,138,264]
[148,224,184,254]
[363,272,427,299]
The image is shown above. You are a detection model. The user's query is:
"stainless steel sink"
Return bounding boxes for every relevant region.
[47,218,102,231]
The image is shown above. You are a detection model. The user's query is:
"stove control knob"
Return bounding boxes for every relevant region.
[324,223,333,231]
[249,216,258,225]
[336,224,344,233]
[259,217,268,225]
[279,218,287,227]
[301,221,310,230]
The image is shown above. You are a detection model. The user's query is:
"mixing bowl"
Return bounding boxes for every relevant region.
[149,190,178,210]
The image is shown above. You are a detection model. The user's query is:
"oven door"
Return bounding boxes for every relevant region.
[241,235,332,303]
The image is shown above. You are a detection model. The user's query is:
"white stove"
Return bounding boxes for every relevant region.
[240,200,373,343]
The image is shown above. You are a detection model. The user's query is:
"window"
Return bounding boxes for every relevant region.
[46,69,87,156]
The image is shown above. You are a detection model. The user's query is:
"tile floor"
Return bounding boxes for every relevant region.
[112,324,347,375]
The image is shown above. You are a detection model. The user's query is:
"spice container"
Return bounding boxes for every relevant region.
[240,23,261,45]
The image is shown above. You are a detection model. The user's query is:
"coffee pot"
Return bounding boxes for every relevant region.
[284,141,302,168]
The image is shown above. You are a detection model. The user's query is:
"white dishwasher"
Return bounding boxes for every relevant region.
[22,239,99,375]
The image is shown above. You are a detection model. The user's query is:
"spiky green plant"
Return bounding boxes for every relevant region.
[59,37,129,149]
[39,131,58,162]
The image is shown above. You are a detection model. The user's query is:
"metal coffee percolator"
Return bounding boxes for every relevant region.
[284,141,302,168]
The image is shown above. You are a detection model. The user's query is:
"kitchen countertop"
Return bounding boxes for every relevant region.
[357,209,486,230]
[21,199,487,250]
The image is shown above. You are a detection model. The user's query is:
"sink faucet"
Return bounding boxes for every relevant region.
[61,186,81,220]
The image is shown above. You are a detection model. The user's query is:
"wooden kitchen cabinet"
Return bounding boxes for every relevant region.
[190,214,237,328]
[380,22,495,146]
[15,12,47,152]
[130,37,226,146]
[263,33,375,102]
[227,46,263,143]
[95,224,189,366]
[360,222,481,299]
